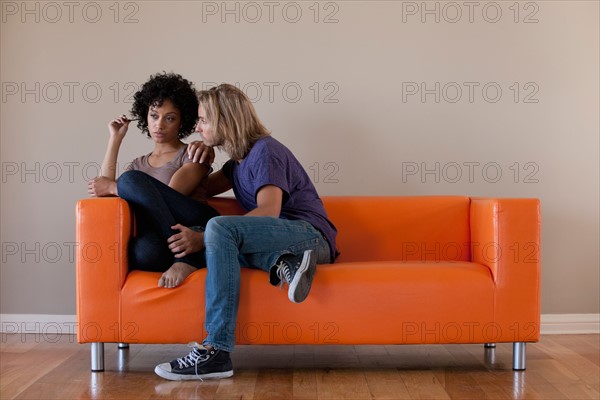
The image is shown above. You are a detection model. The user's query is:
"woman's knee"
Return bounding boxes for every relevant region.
[117,169,142,190]
[118,169,146,183]
[117,170,149,198]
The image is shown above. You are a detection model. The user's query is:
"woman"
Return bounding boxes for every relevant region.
[88,72,218,288]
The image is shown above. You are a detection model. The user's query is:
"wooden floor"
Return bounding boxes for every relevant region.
[1,334,598,399]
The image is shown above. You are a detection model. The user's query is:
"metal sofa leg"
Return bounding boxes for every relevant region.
[91,342,105,372]
[483,342,496,366]
[513,342,526,371]
[118,343,129,349]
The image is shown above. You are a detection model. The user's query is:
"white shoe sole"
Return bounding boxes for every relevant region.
[288,250,316,303]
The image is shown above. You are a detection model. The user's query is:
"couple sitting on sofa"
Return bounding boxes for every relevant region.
[87,72,338,381]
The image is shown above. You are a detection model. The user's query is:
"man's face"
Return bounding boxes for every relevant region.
[195,104,222,147]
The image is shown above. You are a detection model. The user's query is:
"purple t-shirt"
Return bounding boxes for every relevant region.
[222,136,337,262]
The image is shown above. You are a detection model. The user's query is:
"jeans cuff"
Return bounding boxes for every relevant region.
[202,340,234,353]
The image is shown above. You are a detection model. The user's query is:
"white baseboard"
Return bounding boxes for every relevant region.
[1,314,598,335]
[540,314,600,334]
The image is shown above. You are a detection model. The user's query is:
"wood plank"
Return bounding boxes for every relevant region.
[434,368,488,399]
[13,342,154,400]
[214,369,258,400]
[253,369,294,399]
[292,369,318,400]
[1,334,599,400]
[0,333,40,353]
[363,368,412,399]
[547,335,600,367]
[316,368,372,400]
[537,336,600,384]
[151,380,221,399]
[401,370,451,400]
[552,383,600,400]
[1,335,80,399]
[525,383,572,399]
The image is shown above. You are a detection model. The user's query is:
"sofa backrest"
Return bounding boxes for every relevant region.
[208,196,472,263]
[322,196,471,263]
[208,196,246,216]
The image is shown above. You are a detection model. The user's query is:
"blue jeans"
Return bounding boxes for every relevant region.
[117,170,219,271]
[202,216,332,352]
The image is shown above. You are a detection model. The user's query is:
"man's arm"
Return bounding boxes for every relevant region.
[245,185,282,217]
[169,225,204,257]
[168,178,282,257]
[206,169,233,197]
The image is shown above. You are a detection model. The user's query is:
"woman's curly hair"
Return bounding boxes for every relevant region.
[130,72,199,139]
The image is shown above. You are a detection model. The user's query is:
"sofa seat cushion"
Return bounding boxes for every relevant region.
[120,261,494,345]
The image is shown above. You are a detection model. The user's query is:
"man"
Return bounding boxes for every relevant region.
[155,84,338,381]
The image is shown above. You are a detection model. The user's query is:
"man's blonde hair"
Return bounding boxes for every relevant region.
[198,84,270,160]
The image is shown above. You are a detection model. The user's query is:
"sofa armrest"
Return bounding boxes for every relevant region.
[470,197,541,341]
[76,198,132,343]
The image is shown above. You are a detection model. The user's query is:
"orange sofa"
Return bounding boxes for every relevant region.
[76,196,541,371]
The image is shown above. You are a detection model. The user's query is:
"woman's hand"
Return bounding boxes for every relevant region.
[187,141,215,166]
[88,176,117,197]
[100,115,129,181]
[108,115,131,141]
[168,224,205,257]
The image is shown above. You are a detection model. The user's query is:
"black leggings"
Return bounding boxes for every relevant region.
[117,170,219,272]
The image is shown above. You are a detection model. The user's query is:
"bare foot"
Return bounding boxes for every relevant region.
[158,262,197,288]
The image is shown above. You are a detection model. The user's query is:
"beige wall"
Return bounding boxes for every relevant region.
[1,1,598,316]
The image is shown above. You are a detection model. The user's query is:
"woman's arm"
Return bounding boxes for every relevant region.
[166,168,231,257]
[185,141,233,197]
[88,116,130,197]
[168,162,211,196]
[102,116,130,179]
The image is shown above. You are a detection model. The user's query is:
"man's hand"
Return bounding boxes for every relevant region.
[187,141,215,166]
[88,176,117,197]
[168,224,205,257]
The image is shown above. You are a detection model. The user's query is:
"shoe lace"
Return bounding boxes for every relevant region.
[275,260,293,288]
[176,343,209,369]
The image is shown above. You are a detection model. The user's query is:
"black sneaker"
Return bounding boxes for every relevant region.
[274,250,317,303]
[154,342,233,381]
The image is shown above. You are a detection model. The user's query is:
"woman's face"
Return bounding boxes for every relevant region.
[195,104,222,147]
[147,99,181,143]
